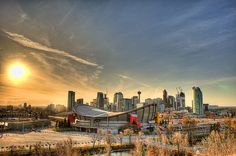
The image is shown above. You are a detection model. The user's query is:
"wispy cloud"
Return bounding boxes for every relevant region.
[3,30,99,67]
[117,74,151,88]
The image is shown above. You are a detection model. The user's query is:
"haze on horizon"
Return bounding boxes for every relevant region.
[0,0,236,107]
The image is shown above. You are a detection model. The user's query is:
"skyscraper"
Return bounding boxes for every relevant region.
[192,86,203,115]
[131,96,139,108]
[76,98,83,105]
[104,94,110,110]
[167,96,175,109]
[114,92,123,111]
[163,89,168,106]
[176,91,185,111]
[67,91,75,111]
[97,92,104,110]
[121,98,132,111]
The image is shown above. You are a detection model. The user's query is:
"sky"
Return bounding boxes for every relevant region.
[0,0,236,107]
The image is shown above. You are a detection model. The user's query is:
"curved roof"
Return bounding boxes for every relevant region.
[73,104,123,118]
[73,103,158,118]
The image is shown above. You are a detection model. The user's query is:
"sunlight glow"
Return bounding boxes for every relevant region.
[8,62,30,83]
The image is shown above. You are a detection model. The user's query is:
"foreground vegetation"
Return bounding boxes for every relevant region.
[1,117,236,156]
[1,129,235,156]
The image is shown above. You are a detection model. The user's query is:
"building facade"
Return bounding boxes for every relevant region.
[67,91,75,111]
[121,98,133,111]
[131,96,139,109]
[97,92,104,110]
[176,92,185,111]
[167,96,175,109]
[192,86,203,115]
[113,92,123,111]
[163,89,168,106]
[77,98,84,105]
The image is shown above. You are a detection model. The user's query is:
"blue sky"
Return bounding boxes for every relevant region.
[0,0,236,106]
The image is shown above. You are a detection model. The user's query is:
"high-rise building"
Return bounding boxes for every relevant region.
[145,98,153,105]
[203,103,209,112]
[23,102,27,109]
[104,94,110,110]
[167,96,175,109]
[55,104,66,113]
[47,104,55,111]
[153,98,163,104]
[76,98,84,105]
[121,98,132,111]
[163,89,168,106]
[67,91,75,111]
[176,91,185,111]
[90,99,97,107]
[131,96,139,108]
[192,87,203,115]
[97,92,104,109]
[114,92,123,111]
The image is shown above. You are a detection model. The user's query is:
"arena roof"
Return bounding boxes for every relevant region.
[73,103,158,118]
[73,104,123,118]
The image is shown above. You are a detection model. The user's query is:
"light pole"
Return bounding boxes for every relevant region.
[106,114,109,132]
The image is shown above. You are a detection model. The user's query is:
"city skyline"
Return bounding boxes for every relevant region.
[0,0,236,106]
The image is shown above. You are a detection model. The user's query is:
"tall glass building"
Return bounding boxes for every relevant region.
[97,92,104,110]
[67,91,75,111]
[192,87,203,115]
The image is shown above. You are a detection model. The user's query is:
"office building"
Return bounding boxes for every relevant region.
[97,92,104,109]
[131,96,139,108]
[163,89,168,106]
[121,98,132,111]
[77,98,84,105]
[90,99,97,107]
[203,103,209,112]
[23,102,27,109]
[47,104,55,111]
[55,104,66,113]
[176,91,185,111]
[168,96,175,109]
[104,94,110,110]
[114,92,123,111]
[145,98,153,105]
[67,91,75,111]
[192,86,203,115]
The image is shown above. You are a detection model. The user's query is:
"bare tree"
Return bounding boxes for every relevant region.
[117,132,124,145]
[133,131,145,156]
[124,128,134,144]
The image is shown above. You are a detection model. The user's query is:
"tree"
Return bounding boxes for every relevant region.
[133,132,145,156]
[171,132,188,155]
[105,131,114,156]
[201,131,236,156]
[117,132,124,145]
[182,116,197,146]
[91,129,103,149]
[124,128,134,144]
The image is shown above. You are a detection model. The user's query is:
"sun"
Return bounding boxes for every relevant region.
[8,62,30,83]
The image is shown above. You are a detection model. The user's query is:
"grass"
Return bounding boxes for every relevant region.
[1,121,236,156]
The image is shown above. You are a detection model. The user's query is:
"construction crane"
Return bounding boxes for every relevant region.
[176,87,183,94]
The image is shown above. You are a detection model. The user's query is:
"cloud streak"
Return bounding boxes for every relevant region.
[117,74,151,88]
[3,30,99,67]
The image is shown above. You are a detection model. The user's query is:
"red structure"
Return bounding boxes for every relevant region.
[129,114,141,128]
[68,113,76,124]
